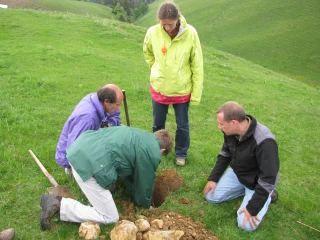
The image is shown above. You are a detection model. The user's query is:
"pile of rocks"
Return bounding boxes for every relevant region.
[110,218,184,240]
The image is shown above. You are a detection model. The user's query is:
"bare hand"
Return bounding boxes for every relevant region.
[238,207,261,229]
[203,181,217,198]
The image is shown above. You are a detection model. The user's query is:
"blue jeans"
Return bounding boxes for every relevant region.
[205,168,272,232]
[152,100,190,158]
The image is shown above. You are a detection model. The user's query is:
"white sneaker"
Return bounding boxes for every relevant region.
[175,158,186,166]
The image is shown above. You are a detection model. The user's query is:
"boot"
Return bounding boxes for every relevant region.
[40,194,61,231]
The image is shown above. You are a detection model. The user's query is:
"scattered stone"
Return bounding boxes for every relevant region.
[78,222,101,240]
[110,220,138,240]
[136,232,143,240]
[150,219,164,229]
[135,219,150,232]
[162,220,173,230]
[142,229,184,240]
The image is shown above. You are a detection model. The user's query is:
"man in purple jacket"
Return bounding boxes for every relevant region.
[203,101,279,232]
[55,84,123,173]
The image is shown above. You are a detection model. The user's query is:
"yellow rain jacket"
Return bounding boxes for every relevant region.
[143,16,204,105]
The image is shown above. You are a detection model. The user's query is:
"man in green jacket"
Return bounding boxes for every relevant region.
[39,126,173,230]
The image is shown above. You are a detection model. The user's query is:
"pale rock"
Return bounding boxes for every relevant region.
[135,219,150,232]
[150,219,164,229]
[78,222,101,240]
[142,230,184,240]
[136,232,143,240]
[110,220,138,240]
[162,220,173,230]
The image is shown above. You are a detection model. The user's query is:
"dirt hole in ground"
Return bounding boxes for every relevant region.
[152,169,185,207]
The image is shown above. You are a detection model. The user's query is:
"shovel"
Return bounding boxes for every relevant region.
[122,89,130,126]
[28,149,75,199]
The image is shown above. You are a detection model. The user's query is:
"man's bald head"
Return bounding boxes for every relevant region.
[103,84,122,97]
[97,84,123,103]
[97,84,123,114]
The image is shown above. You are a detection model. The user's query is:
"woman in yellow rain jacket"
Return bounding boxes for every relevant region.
[143,1,203,166]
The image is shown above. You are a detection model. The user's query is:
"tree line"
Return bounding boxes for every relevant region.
[78,0,155,22]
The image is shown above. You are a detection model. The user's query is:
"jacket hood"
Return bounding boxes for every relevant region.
[177,15,187,37]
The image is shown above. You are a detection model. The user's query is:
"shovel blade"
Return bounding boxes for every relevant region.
[48,185,75,199]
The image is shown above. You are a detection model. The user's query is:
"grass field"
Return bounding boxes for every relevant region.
[1,0,114,19]
[0,2,320,240]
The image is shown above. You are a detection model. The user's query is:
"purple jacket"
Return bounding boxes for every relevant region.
[55,93,121,168]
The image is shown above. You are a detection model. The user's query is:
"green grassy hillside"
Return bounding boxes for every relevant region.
[136,0,320,85]
[1,0,113,18]
[1,5,320,240]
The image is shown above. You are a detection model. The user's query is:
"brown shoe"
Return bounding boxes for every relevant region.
[40,194,61,231]
[0,228,15,240]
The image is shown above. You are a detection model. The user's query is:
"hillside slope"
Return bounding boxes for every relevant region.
[0,7,319,240]
[0,0,113,18]
[136,0,320,84]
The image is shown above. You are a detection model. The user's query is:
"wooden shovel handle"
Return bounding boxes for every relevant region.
[122,89,130,126]
[28,149,59,187]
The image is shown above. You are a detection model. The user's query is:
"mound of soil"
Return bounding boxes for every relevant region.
[117,200,218,240]
[114,169,219,239]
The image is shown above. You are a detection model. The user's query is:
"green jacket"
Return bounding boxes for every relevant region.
[143,16,204,105]
[66,127,162,208]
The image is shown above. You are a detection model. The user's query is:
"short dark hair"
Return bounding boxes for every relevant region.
[154,129,174,156]
[158,2,180,20]
[216,101,246,122]
[97,86,117,103]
